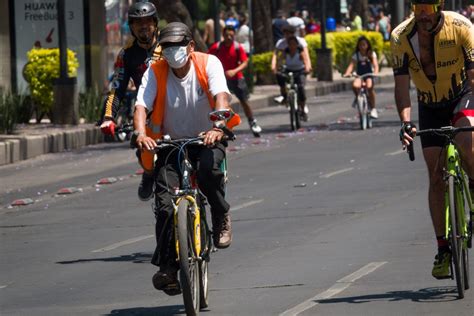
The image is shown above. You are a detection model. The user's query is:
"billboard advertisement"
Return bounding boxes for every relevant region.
[13,0,86,90]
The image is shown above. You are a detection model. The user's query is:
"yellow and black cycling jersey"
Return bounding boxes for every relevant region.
[103,38,162,120]
[390,11,474,108]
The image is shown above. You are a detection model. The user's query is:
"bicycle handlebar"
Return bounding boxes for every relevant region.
[344,73,378,79]
[406,126,474,161]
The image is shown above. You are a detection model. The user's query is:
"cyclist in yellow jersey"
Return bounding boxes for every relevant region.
[392,0,474,279]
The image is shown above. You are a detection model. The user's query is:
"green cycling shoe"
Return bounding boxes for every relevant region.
[432,251,451,280]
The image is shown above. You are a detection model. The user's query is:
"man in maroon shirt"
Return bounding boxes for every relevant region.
[208,25,262,137]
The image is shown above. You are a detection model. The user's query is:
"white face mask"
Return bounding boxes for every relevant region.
[163,45,189,69]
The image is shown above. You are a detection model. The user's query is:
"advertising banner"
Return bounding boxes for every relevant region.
[13,0,85,90]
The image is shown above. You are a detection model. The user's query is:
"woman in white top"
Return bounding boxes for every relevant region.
[276,36,311,121]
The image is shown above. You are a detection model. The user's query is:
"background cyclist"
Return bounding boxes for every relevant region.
[392,0,474,279]
[276,35,311,121]
[99,1,162,202]
[343,36,380,119]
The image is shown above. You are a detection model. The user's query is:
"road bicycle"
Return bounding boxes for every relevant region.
[151,110,236,315]
[348,73,376,130]
[277,67,305,131]
[407,126,474,298]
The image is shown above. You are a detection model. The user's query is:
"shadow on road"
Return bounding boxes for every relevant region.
[56,252,152,264]
[316,287,460,304]
[104,305,186,316]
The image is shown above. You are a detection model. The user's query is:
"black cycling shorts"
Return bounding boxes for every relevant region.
[418,90,474,148]
[227,78,249,102]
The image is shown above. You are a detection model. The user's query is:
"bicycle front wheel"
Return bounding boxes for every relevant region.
[288,91,296,131]
[357,94,367,130]
[177,199,200,315]
[448,176,465,298]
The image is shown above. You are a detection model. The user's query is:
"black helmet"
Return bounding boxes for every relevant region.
[128,1,159,24]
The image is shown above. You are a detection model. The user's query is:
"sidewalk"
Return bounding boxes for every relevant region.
[0,68,394,166]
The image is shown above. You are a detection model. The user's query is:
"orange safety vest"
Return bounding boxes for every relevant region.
[141,51,241,172]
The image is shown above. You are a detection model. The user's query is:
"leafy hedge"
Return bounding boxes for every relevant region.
[252,31,384,78]
[79,86,103,124]
[0,91,31,134]
[382,41,393,67]
[23,48,79,118]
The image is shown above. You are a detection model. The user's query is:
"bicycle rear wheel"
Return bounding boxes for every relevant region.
[448,176,465,298]
[177,199,200,315]
[199,260,209,309]
[199,210,211,309]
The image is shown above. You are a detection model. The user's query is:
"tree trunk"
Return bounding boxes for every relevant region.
[151,0,207,52]
[252,0,274,54]
[351,0,369,28]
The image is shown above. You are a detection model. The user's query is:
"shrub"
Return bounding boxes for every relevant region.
[23,48,79,118]
[251,51,276,84]
[0,91,29,134]
[382,41,393,67]
[79,86,104,124]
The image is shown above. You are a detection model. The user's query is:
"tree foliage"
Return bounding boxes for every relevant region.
[151,0,207,51]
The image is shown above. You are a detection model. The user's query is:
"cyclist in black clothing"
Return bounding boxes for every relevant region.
[100,1,162,201]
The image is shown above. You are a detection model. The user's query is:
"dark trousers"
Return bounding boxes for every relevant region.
[276,70,307,103]
[151,143,228,267]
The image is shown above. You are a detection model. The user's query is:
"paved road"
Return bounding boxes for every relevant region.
[1,83,473,315]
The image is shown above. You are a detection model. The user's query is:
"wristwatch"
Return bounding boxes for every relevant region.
[132,130,145,138]
[213,122,225,129]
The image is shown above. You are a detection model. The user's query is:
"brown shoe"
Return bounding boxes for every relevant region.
[213,213,232,249]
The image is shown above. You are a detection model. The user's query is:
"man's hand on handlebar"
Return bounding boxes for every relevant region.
[399,121,417,148]
[202,128,224,146]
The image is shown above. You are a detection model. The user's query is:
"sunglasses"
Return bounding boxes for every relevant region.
[412,4,439,15]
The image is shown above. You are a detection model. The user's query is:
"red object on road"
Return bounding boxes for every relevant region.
[10,198,34,206]
[57,187,80,195]
[97,177,118,185]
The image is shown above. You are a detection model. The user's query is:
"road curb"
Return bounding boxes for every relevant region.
[0,126,103,166]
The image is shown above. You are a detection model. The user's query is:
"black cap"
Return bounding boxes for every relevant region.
[158,22,193,46]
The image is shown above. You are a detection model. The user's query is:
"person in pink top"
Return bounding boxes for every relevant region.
[208,25,262,137]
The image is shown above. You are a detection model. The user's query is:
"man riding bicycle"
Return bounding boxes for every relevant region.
[133,22,239,294]
[99,1,162,202]
[392,0,474,279]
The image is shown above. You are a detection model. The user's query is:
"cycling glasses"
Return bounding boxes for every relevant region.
[412,4,440,15]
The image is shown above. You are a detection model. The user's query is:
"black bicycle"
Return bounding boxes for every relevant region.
[277,67,307,131]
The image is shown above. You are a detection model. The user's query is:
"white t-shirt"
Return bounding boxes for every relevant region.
[236,24,251,53]
[136,55,231,139]
[275,37,307,50]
